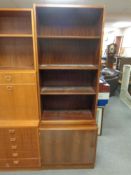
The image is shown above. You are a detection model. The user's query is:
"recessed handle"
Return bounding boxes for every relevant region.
[4,75,12,82]
[8,129,15,134]
[13,160,19,165]
[12,152,18,157]
[11,145,17,150]
[10,137,16,142]
[6,86,13,91]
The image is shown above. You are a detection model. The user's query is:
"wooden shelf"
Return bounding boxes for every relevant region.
[38,35,101,39]
[41,86,96,95]
[0,34,33,38]
[0,66,34,70]
[42,110,93,120]
[39,64,98,70]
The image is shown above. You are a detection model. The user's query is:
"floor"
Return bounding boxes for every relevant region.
[1,96,131,175]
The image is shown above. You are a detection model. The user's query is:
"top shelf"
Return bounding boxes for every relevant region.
[36,6,103,37]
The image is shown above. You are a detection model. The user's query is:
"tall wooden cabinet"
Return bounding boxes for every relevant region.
[0,5,104,170]
[34,4,104,168]
[0,9,40,169]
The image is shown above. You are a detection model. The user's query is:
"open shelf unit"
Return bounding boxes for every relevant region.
[0,9,35,70]
[35,4,103,123]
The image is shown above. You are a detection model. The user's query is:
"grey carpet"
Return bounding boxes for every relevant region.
[1,96,131,175]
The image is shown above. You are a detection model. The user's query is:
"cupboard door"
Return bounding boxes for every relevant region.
[40,125,97,168]
[0,85,14,119]
[0,85,39,120]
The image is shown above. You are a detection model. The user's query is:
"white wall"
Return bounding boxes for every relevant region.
[122,27,131,57]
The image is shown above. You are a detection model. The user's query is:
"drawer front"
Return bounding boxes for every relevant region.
[0,127,40,159]
[0,72,36,84]
[40,125,97,167]
[0,158,40,168]
[0,84,39,120]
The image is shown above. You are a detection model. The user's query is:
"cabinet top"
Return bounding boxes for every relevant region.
[34,4,104,9]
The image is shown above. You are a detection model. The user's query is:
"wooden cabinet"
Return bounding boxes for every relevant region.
[0,127,40,168]
[34,4,104,169]
[40,124,97,168]
[0,8,40,170]
[0,84,39,120]
[0,71,38,120]
[0,5,104,170]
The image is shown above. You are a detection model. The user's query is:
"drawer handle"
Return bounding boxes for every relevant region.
[10,138,16,142]
[11,145,17,150]
[13,160,19,165]
[12,153,18,157]
[7,86,13,91]
[5,75,12,82]
[8,129,15,134]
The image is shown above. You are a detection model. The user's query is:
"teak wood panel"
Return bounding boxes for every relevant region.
[0,84,39,120]
[38,39,100,65]
[0,127,41,168]
[0,127,40,159]
[40,125,97,167]
[0,10,32,34]
[35,6,103,36]
[0,71,36,84]
[0,38,34,69]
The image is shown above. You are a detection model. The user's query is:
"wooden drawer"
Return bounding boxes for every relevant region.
[0,72,36,84]
[40,124,97,168]
[0,158,40,168]
[0,127,40,159]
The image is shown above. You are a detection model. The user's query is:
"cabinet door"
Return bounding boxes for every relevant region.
[0,85,39,120]
[40,125,97,168]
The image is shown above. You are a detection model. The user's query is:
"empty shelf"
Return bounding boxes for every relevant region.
[41,86,96,95]
[39,64,98,70]
[42,110,93,120]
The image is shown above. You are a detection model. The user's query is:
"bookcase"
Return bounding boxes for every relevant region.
[34,4,104,168]
[0,4,104,170]
[0,9,40,169]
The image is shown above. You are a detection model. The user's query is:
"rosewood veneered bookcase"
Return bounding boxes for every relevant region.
[34,4,104,169]
[0,4,104,170]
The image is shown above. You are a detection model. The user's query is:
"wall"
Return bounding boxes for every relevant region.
[122,27,131,57]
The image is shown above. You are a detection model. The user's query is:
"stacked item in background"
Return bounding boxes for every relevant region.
[97,79,110,135]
